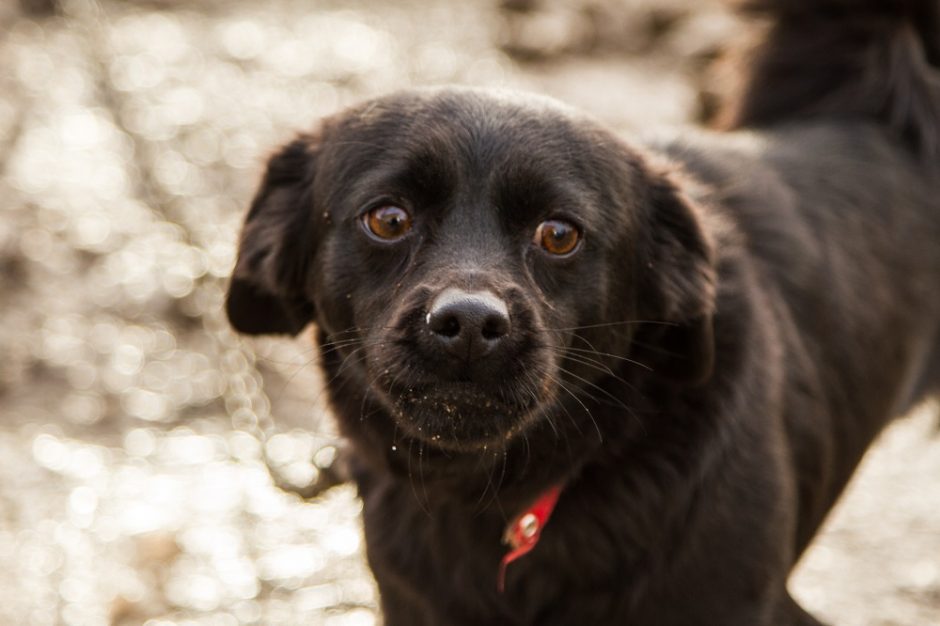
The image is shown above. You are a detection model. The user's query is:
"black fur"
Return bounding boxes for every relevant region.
[225,2,940,624]
[721,0,940,159]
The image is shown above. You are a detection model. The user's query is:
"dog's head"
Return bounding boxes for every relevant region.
[227,88,715,452]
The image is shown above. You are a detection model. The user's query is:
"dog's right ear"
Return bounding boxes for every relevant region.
[226,135,319,336]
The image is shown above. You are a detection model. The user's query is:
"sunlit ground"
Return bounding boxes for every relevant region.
[0,1,937,625]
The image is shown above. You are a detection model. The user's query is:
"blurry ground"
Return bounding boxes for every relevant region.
[0,1,938,625]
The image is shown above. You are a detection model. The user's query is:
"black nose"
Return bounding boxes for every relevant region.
[427,289,511,361]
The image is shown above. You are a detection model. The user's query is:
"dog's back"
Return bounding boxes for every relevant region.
[667,0,940,557]
[722,0,940,403]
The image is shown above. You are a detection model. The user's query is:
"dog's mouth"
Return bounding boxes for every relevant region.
[376,378,547,452]
[357,284,560,451]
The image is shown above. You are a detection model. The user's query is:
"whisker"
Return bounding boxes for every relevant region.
[545,319,678,332]
[557,365,633,411]
[550,349,618,378]
[407,435,431,517]
[560,345,653,371]
[558,364,647,435]
[299,341,384,426]
[547,349,642,395]
[493,448,509,504]
[359,360,392,422]
[523,372,558,439]
[544,371,602,443]
[475,444,500,512]
[418,440,431,514]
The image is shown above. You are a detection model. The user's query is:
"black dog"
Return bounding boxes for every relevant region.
[225,1,940,624]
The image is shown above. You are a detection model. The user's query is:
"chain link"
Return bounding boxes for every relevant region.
[68,0,338,499]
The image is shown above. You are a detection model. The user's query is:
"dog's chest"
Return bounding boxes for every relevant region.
[359,475,641,625]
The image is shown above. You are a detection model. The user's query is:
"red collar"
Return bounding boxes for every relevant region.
[497,483,564,593]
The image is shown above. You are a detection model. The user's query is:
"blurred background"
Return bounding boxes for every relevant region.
[0,0,938,624]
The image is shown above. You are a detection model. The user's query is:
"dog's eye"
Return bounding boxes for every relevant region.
[534,219,581,256]
[363,205,412,241]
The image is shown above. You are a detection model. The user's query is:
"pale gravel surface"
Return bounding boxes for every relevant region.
[0,1,937,625]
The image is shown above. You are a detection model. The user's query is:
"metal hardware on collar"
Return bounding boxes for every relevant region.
[497,484,563,593]
[519,513,539,540]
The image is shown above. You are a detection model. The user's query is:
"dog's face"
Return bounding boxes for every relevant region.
[226,88,715,452]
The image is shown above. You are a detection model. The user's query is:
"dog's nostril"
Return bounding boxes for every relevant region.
[431,313,461,338]
[481,314,509,340]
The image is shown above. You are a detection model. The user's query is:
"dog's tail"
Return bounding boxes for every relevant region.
[719,0,940,160]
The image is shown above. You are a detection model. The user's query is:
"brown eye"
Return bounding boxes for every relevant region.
[363,205,412,241]
[534,219,581,256]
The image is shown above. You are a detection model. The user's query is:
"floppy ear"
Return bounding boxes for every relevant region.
[633,169,717,385]
[226,135,319,335]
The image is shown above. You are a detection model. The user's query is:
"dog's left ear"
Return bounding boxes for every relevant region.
[634,169,717,385]
[226,135,319,336]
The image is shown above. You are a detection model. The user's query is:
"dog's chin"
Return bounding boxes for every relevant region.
[380,382,538,452]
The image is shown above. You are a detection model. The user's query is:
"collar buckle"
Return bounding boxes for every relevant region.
[497,484,563,592]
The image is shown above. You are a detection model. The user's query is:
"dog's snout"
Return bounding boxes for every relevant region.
[427,288,510,360]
